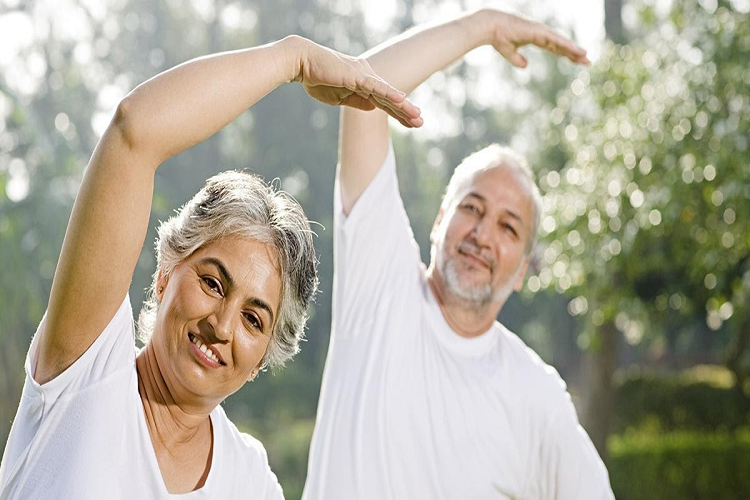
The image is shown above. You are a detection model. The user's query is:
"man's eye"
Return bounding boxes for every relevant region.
[503,223,518,237]
[462,204,479,213]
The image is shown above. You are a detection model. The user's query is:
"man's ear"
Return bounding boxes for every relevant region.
[513,256,531,292]
[430,207,445,244]
[155,269,169,302]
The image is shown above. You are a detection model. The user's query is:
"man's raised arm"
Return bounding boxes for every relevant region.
[338,8,589,215]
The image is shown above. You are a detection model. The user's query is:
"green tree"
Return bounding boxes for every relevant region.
[533,0,750,457]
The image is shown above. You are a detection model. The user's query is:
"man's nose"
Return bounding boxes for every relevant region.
[471,216,493,246]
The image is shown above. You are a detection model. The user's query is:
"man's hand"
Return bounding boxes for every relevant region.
[481,9,590,68]
[293,37,423,128]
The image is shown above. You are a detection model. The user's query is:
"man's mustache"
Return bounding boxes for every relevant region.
[456,239,495,272]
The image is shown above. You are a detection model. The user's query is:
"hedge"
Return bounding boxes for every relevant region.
[614,368,750,433]
[609,430,750,500]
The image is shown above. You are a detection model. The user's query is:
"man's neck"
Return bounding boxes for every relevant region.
[426,266,504,338]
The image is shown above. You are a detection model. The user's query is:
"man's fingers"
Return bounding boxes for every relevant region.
[509,50,528,68]
[533,29,590,65]
[493,43,528,68]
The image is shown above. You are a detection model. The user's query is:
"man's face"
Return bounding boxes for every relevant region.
[431,166,533,307]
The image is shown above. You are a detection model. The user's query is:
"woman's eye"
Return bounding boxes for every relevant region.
[202,276,222,294]
[503,223,518,237]
[244,313,262,330]
[462,203,479,213]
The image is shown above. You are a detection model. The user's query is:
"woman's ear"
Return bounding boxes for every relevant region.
[155,269,169,302]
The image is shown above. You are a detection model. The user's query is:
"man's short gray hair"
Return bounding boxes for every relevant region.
[138,170,318,370]
[441,144,542,254]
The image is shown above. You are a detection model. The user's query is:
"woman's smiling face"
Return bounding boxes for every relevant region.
[151,236,282,407]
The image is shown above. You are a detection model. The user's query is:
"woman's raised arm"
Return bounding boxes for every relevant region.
[35,36,422,384]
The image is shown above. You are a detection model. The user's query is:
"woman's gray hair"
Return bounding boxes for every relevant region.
[138,170,318,370]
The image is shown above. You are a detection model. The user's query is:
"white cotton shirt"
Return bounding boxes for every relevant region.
[0,295,283,500]
[303,146,614,500]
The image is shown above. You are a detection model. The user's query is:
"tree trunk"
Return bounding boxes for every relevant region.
[577,0,627,466]
[581,320,619,463]
[725,316,750,396]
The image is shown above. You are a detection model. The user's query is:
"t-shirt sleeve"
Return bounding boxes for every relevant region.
[257,447,284,500]
[332,143,423,339]
[24,294,136,403]
[235,432,284,499]
[537,400,615,500]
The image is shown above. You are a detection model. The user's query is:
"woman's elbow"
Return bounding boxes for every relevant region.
[110,94,141,151]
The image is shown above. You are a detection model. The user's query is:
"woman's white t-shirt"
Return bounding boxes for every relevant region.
[0,295,283,500]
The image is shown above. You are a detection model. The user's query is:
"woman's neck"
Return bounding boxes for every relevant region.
[136,344,214,493]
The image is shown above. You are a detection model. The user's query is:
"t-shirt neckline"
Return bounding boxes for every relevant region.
[422,276,500,357]
[135,372,222,497]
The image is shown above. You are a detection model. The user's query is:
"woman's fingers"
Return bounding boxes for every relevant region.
[356,70,406,103]
[300,43,423,127]
[367,93,423,128]
[340,94,377,111]
[351,71,423,127]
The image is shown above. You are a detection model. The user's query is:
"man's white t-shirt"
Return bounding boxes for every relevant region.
[0,295,283,500]
[303,147,614,499]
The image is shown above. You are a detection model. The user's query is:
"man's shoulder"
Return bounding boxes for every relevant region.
[494,323,570,404]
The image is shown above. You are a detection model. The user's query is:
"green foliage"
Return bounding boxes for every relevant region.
[609,429,750,500]
[614,368,750,434]
[241,418,314,500]
[609,367,750,499]
[533,0,750,360]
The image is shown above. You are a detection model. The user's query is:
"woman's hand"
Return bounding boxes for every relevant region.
[479,9,590,68]
[292,37,423,128]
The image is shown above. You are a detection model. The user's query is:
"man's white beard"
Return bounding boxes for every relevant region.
[437,243,523,307]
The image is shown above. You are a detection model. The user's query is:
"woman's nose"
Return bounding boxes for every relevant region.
[208,305,233,341]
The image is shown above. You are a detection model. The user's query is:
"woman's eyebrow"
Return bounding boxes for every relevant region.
[200,257,275,325]
[246,297,275,326]
[201,257,234,288]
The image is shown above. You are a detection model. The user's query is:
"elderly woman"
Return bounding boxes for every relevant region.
[0,35,421,499]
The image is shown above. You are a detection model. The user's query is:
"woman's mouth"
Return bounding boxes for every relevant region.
[188,332,225,367]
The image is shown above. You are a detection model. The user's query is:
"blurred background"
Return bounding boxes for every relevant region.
[1,0,748,498]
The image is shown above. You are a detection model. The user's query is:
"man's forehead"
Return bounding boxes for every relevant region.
[456,165,533,204]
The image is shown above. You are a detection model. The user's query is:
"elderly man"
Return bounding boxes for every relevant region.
[304,9,615,500]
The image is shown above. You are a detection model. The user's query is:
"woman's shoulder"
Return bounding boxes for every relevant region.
[211,405,270,463]
[210,406,283,497]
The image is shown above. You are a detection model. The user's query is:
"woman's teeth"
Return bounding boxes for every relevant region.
[190,334,220,363]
